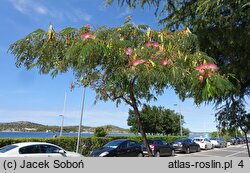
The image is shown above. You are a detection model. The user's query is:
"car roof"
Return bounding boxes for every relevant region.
[148,139,163,141]
[110,139,129,142]
[174,138,189,141]
[9,142,58,147]
[193,137,205,139]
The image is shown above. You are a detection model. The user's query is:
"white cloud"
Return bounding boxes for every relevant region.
[9,0,48,15]
[9,0,92,23]
[35,6,48,15]
[65,9,92,22]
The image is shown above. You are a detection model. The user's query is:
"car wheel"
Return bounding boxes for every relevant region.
[197,146,201,152]
[205,145,207,150]
[171,150,175,156]
[137,153,143,157]
[186,147,190,154]
[155,151,160,157]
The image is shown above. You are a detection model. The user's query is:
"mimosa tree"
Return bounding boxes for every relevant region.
[9,22,233,156]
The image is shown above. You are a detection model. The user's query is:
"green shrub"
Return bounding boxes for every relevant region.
[0,135,185,156]
[94,127,107,137]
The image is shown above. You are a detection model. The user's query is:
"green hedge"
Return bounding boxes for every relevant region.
[0,136,185,156]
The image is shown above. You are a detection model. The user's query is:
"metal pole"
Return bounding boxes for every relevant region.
[60,92,67,136]
[215,117,219,138]
[174,103,182,136]
[179,103,182,136]
[59,115,64,136]
[76,87,86,153]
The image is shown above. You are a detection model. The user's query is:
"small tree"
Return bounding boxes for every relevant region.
[128,105,183,135]
[9,23,233,156]
[94,127,108,137]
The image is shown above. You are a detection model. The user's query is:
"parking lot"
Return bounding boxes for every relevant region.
[175,144,249,157]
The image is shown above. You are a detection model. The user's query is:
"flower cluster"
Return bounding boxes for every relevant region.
[81,24,96,42]
[195,63,218,82]
[125,47,146,67]
[145,41,160,48]
[161,58,173,66]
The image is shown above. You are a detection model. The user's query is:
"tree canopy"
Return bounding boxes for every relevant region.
[128,104,189,136]
[107,0,250,99]
[9,23,232,105]
[9,22,233,156]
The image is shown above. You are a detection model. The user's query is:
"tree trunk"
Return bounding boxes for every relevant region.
[239,124,250,157]
[129,93,153,156]
[243,132,250,157]
[131,102,153,157]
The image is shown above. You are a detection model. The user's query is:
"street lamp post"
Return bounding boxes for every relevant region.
[174,103,183,136]
[59,114,64,136]
[76,87,86,153]
[59,92,67,137]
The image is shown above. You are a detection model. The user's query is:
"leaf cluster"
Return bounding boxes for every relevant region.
[9,23,233,107]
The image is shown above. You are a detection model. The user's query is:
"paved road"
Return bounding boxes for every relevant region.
[175,144,249,157]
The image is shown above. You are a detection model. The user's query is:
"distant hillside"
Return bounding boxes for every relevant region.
[0,121,129,134]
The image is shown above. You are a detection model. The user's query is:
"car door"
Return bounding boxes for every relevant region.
[161,140,171,155]
[19,145,45,157]
[205,139,212,149]
[189,139,196,152]
[116,141,129,157]
[40,144,65,157]
[127,140,140,157]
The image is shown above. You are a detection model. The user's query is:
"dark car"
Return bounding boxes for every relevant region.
[238,137,246,144]
[142,139,175,157]
[172,138,200,154]
[90,139,143,157]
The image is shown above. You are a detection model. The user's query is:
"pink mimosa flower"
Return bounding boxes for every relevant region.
[125,47,133,56]
[195,63,218,81]
[161,58,167,66]
[195,64,204,72]
[152,42,160,48]
[82,32,91,41]
[196,63,218,71]
[132,59,146,66]
[82,32,96,41]
[206,63,218,71]
[145,42,152,47]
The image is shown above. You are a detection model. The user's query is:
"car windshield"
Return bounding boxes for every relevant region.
[174,139,185,142]
[104,141,123,149]
[0,145,18,153]
[210,138,217,140]
[194,139,203,141]
[210,138,220,140]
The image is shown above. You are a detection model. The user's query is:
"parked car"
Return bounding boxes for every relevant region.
[193,137,213,150]
[210,138,227,148]
[172,138,200,154]
[0,142,83,157]
[239,137,246,144]
[142,139,174,157]
[231,137,237,145]
[90,139,143,157]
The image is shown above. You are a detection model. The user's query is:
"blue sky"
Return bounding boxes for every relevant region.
[0,0,230,132]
